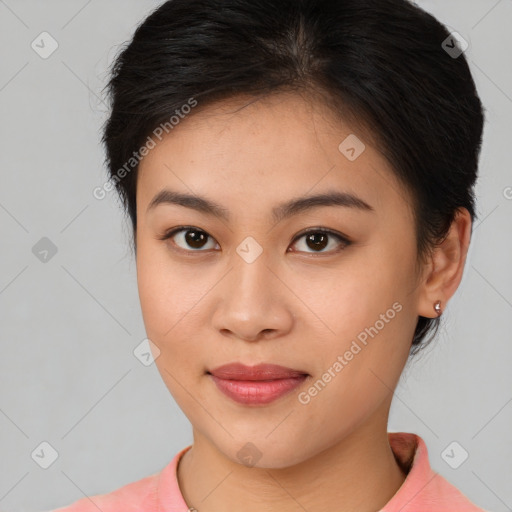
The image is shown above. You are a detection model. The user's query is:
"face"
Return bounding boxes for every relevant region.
[135,92,423,468]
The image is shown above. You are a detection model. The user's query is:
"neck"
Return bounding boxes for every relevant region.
[177,417,407,512]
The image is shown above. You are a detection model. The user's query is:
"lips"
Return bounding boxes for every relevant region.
[209,363,308,380]
[207,363,309,405]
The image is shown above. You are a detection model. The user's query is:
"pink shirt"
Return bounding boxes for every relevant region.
[53,432,489,511]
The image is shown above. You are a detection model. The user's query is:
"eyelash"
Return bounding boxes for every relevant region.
[157,225,352,255]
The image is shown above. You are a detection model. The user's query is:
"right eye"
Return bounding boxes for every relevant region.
[158,226,220,252]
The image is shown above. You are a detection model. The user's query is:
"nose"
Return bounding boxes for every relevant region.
[211,253,294,343]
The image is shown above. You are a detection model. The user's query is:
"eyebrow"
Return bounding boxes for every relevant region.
[146,188,375,223]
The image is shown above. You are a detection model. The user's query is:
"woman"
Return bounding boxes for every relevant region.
[56,0,489,510]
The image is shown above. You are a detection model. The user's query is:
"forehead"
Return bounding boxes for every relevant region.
[136,93,413,221]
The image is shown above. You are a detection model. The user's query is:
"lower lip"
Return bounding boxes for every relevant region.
[209,374,307,405]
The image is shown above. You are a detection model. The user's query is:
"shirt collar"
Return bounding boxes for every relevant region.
[156,432,471,512]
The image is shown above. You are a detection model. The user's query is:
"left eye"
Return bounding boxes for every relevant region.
[158,227,350,254]
[289,229,350,254]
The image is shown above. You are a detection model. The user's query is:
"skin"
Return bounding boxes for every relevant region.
[135,92,471,512]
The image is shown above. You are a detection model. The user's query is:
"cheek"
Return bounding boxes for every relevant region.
[294,244,415,394]
[136,238,205,339]
[136,256,176,339]
[137,256,204,405]
[135,239,211,382]
[290,255,403,344]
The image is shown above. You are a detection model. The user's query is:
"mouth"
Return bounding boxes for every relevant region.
[207,363,309,406]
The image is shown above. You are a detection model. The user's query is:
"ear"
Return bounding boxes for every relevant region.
[417,208,472,318]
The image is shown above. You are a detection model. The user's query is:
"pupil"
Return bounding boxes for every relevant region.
[183,231,329,251]
[307,233,327,251]
[186,230,207,249]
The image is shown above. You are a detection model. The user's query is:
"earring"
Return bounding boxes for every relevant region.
[433,300,442,317]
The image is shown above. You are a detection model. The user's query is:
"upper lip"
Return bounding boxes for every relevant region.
[208,363,308,381]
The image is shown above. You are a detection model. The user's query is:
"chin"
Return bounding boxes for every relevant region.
[215,434,318,470]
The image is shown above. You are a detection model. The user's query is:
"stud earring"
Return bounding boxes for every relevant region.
[433,300,442,317]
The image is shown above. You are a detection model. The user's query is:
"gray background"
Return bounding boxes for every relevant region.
[0,1,511,511]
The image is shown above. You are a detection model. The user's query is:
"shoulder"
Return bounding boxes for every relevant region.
[418,471,493,512]
[50,445,192,512]
[383,432,491,512]
[51,472,160,512]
